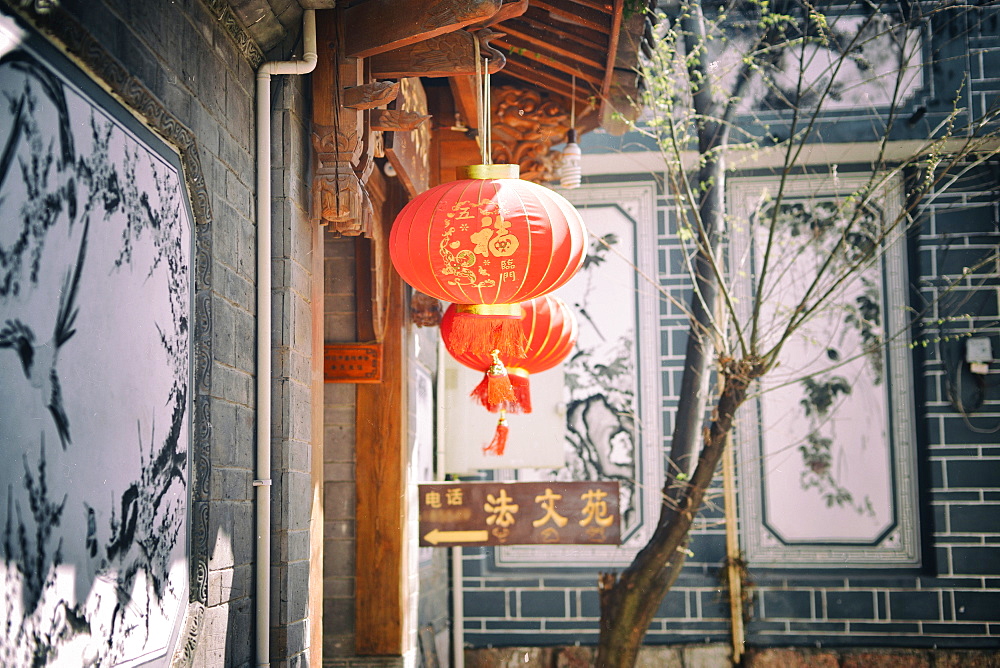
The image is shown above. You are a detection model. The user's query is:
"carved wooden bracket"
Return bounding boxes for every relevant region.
[370,28,505,79]
[490,85,570,183]
[313,169,374,236]
[371,109,431,132]
[342,81,400,110]
[312,121,374,235]
[311,15,381,235]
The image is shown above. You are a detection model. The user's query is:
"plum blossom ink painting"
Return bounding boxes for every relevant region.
[0,13,191,667]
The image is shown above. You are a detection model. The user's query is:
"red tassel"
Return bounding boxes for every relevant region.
[449,312,527,358]
[470,373,499,409]
[483,413,509,456]
[470,367,532,414]
[488,374,515,406]
[470,350,516,411]
[508,372,531,413]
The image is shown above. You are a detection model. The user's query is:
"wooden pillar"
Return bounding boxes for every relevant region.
[354,170,408,655]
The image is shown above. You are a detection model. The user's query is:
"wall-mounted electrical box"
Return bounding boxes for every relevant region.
[966,336,993,375]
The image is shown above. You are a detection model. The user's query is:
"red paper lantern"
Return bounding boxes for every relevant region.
[390,164,586,357]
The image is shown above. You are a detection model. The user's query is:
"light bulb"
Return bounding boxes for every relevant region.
[560,129,582,189]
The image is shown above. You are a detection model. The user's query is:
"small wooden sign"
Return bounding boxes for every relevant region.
[324,343,382,383]
[418,481,621,547]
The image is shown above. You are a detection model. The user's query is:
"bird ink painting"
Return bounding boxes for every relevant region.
[0,214,89,450]
[0,15,191,667]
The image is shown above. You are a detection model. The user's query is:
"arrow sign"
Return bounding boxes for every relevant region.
[418,481,621,547]
[423,528,489,545]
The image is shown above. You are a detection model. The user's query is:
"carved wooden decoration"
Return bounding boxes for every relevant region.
[343,0,502,59]
[410,291,443,327]
[312,108,374,236]
[491,85,570,183]
[371,109,431,132]
[385,78,432,197]
[342,81,400,110]
[370,28,505,79]
[312,17,378,236]
[312,150,373,236]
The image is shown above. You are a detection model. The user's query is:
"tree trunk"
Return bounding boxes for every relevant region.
[595,5,730,662]
[595,358,761,667]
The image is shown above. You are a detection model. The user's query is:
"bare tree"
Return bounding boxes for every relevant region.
[594,1,1000,665]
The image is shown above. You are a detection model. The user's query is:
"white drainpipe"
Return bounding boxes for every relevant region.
[254,9,317,667]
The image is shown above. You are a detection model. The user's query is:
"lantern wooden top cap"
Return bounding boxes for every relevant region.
[457,164,520,180]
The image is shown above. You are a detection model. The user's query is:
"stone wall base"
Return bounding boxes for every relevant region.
[464,645,1000,667]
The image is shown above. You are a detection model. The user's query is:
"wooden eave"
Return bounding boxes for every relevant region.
[488,0,648,132]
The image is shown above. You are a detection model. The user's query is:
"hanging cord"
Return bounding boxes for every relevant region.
[473,33,492,166]
[484,53,491,165]
[474,36,484,162]
[332,13,343,217]
[570,74,576,130]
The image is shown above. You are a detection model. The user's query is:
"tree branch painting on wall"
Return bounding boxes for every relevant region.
[514,208,644,534]
[563,231,639,529]
[0,18,191,666]
[754,198,885,519]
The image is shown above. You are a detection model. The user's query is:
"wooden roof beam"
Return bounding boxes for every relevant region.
[599,0,625,107]
[571,0,615,12]
[497,39,603,87]
[343,0,501,59]
[370,28,506,78]
[531,0,612,33]
[449,75,480,130]
[500,60,589,101]
[516,6,607,51]
[499,23,606,71]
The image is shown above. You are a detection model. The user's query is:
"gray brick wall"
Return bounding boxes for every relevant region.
[270,62,317,667]
[323,236,358,663]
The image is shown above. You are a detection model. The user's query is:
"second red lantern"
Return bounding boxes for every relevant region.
[390,164,587,357]
[441,294,579,414]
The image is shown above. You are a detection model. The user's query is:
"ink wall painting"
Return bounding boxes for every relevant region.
[0,13,191,665]
[495,183,663,569]
[730,174,920,567]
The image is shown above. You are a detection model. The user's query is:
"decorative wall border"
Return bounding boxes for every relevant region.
[199,0,265,69]
[2,1,215,663]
